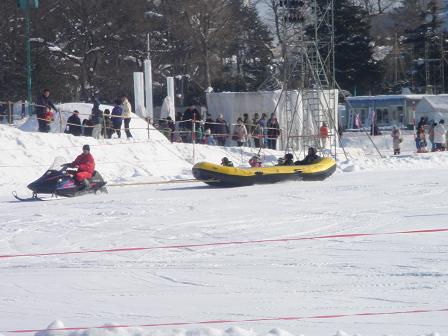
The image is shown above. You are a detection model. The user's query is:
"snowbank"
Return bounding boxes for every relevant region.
[0,123,279,195]
[2,115,448,335]
[19,103,166,141]
[4,116,448,195]
[33,322,300,336]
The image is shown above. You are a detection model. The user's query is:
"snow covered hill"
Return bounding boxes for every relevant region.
[1,113,448,336]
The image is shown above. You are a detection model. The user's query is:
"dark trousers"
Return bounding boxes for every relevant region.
[217,137,226,146]
[37,116,48,132]
[268,139,277,149]
[124,118,132,138]
[254,138,260,148]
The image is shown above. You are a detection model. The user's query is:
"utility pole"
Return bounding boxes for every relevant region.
[17,0,39,115]
[441,35,445,93]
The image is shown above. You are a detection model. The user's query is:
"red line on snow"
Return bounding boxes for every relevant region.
[5,308,448,333]
[0,228,447,260]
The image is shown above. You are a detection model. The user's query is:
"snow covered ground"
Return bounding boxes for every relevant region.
[1,113,448,336]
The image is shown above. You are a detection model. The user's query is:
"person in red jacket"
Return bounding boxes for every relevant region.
[319,121,329,149]
[69,144,95,188]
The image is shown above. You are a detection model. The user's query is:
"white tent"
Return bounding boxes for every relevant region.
[206,90,338,150]
[416,95,448,123]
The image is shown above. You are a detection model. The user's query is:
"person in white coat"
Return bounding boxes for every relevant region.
[391,126,402,155]
[433,119,446,151]
[232,117,248,147]
[121,95,133,139]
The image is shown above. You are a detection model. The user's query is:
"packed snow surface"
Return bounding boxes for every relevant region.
[1,112,448,336]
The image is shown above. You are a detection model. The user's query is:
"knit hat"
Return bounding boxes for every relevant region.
[83,144,90,151]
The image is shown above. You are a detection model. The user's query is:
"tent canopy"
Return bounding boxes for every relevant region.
[206,90,338,150]
[416,95,448,123]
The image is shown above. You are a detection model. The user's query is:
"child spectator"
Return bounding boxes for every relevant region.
[203,128,216,145]
[415,127,427,153]
[102,109,114,139]
[391,126,402,155]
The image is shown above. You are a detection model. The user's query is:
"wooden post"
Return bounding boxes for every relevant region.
[8,101,13,125]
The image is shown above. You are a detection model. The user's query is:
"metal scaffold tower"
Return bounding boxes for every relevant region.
[275,0,345,159]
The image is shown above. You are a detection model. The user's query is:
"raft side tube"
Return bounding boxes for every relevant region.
[192,157,336,187]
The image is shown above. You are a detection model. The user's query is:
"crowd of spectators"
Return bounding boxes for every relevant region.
[26,90,332,151]
[156,107,283,149]
[389,117,448,155]
[64,95,134,139]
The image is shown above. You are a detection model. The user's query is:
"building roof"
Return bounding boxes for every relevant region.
[347,94,431,101]
[418,96,448,113]
[346,94,435,108]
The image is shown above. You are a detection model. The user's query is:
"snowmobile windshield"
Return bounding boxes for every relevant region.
[48,157,66,171]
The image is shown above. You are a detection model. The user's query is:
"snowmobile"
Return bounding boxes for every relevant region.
[13,157,107,201]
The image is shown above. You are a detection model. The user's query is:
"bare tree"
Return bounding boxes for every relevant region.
[182,0,240,89]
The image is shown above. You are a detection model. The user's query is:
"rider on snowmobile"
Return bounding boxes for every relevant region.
[65,144,95,189]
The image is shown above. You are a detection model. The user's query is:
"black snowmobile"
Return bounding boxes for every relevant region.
[13,157,107,201]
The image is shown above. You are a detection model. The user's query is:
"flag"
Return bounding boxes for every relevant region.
[355,113,361,128]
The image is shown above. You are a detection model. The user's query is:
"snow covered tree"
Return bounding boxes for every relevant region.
[30,0,148,102]
[147,0,273,102]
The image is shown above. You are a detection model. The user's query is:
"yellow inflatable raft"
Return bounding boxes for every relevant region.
[192,157,336,187]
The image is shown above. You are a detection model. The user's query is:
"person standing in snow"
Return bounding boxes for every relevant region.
[391,126,402,155]
[91,98,103,139]
[434,119,447,151]
[429,122,437,151]
[252,113,262,148]
[215,114,229,146]
[111,99,123,138]
[202,128,216,145]
[320,121,330,149]
[182,106,200,142]
[65,110,82,136]
[66,144,95,189]
[204,113,214,133]
[232,117,248,147]
[102,109,114,139]
[258,113,268,147]
[267,114,281,150]
[35,89,57,132]
[121,95,133,139]
[415,127,427,153]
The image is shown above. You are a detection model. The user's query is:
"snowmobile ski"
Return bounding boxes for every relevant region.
[12,191,45,202]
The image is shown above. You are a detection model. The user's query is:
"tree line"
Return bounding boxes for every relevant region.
[0,0,446,106]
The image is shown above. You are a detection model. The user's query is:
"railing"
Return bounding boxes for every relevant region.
[1,101,332,152]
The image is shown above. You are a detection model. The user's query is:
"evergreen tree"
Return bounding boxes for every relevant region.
[0,1,30,100]
[402,0,444,93]
[332,0,383,94]
[214,1,274,92]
